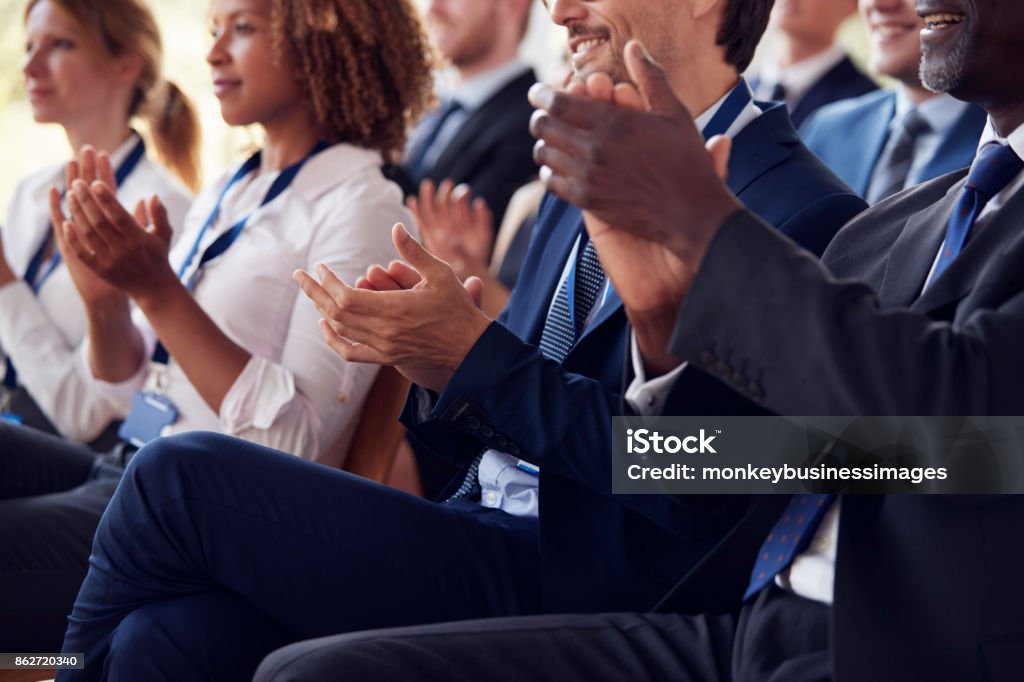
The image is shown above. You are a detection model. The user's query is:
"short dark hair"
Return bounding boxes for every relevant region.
[717,0,774,73]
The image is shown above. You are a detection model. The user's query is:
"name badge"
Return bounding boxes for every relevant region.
[118,391,179,448]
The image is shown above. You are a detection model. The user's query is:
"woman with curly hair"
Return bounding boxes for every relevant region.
[0,0,433,653]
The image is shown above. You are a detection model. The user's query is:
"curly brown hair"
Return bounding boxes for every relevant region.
[270,0,435,162]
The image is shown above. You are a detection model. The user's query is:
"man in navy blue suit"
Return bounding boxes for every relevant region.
[801,0,986,203]
[749,0,877,128]
[262,2,1024,679]
[57,1,864,680]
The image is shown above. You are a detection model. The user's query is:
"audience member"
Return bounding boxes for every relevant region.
[0,0,196,444]
[400,0,538,229]
[276,4,1024,678]
[54,0,865,680]
[801,0,986,203]
[751,0,876,127]
[0,0,431,652]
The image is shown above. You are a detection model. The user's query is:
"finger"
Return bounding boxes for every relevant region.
[585,73,615,102]
[80,146,97,185]
[539,166,586,208]
[533,140,589,188]
[364,264,405,292]
[293,269,344,319]
[623,40,692,118]
[416,179,438,231]
[385,260,423,289]
[451,184,473,235]
[67,185,115,254]
[48,187,67,236]
[62,219,99,266]
[392,223,450,281]
[319,320,387,365]
[463,276,484,310]
[469,198,495,253]
[528,83,600,130]
[91,181,143,241]
[313,262,380,318]
[97,152,116,190]
[530,109,596,159]
[133,199,147,227]
[566,80,587,97]
[65,159,80,188]
[612,82,646,111]
[435,179,457,233]
[706,136,733,183]
[147,196,173,245]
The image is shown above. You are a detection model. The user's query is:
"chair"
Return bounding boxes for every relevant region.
[338,366,410,483]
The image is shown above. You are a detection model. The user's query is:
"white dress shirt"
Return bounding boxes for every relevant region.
[753,46,847,110]
[630,116,1024,605]
[0,134,193,441]
[478,82,764,519]
[79,143,410,460]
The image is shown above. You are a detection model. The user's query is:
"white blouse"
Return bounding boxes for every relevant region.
[81,142,410,461]
[0,134,193,442]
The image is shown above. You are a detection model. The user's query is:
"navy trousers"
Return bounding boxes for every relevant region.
[57,431,540,682]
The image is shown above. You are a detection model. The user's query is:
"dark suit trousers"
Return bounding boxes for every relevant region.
[255,586,830,682]
[56,431,540,682]
[0,422,123,652]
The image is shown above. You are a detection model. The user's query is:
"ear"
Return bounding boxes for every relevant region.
[115,51,144,87]
[690,0,724,21]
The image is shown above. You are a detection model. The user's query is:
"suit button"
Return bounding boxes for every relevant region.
[480,425,494,438]
[699,351,715,367]
[713,360,730,376]
[495,435,508,447]
[465,416,480,430]
[508,443,521,456]
[730,371,746,387]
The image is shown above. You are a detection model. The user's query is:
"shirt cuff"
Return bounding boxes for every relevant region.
[219,355,296,433]
[624,331,687,415]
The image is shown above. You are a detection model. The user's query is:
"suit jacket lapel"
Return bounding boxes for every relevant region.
[724,104,796,197]
[913,183,1024,315]
[876,180,961,307]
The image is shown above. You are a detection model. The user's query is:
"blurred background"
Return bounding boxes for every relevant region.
[0,0,868,217]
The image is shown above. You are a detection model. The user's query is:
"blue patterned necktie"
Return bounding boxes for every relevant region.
[744,494,834,600]
[930,142,1023,283]
[538,234,605,363]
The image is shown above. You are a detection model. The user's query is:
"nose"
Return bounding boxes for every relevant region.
[206,30,229,67]
[546,0,588,27]
[22,46,45,80]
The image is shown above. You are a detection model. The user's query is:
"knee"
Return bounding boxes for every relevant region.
[255,634,406,682]
[124,431,237,495]
[106,605,185,681]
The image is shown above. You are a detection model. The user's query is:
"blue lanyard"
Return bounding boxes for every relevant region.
[24,136,148,294]
[152,140,330,365]
[564,80,752,334]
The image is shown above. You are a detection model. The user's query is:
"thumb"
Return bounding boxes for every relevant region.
[463,276,484,310]
[706,135,732,183]
[392,223,447,279]
[623,40,687,118]
[147,196,173,246]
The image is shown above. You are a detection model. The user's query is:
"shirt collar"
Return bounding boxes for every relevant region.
[448,59,530,112]
[761,45,846,100]
[977,118,1024,160]
[694,78,760,138]
[893,87,969,135]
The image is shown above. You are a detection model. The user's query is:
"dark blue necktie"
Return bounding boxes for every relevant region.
[406,99,463,181]
[538,234,605,363]
[866,108,931,205]
[744,494,834,600]
[930,142,1023,282]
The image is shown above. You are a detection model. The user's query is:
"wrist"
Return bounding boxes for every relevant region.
[667,193,742,271]
[131,271,183,312]
[85,292,132,322]
[629,307,682,378]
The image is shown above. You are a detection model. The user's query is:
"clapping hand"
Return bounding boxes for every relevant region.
[408,178,494,281]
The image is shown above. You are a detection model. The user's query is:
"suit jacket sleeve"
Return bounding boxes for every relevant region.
[666,209,1024,416]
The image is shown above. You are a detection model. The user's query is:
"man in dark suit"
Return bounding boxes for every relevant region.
[56,2,863,680]
[261,3,1024,680]
[801,0,986,202]
[399,0,538,229]
[750,0,877,128]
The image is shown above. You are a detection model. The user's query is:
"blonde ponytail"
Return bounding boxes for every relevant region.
[141,80,202,193]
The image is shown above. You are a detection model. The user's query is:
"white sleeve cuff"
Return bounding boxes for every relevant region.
[624,331,687,416]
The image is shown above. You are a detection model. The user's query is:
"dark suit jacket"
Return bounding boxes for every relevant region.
[752,55,878,129]
[657,169,1024,681]
[801,89,987,197]
[399,68,538,229]
[401,103,866,615]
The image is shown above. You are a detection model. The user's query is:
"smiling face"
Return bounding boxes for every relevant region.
[22,0,130,127]
[917,0,1024,112]
[860,0,925,85]
[543,0,683,85]
[206,0,304,128]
